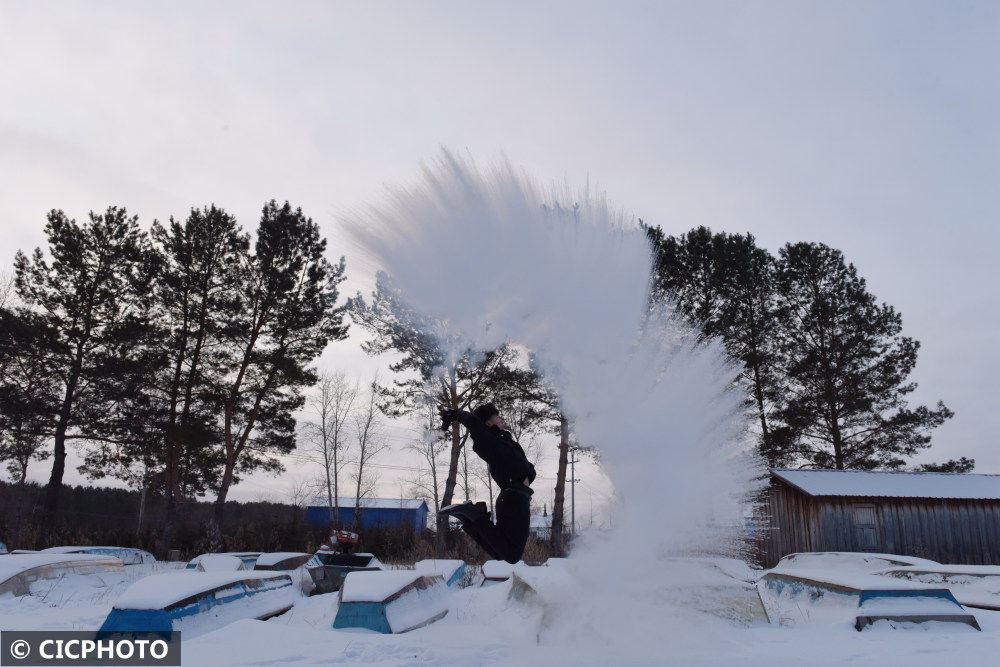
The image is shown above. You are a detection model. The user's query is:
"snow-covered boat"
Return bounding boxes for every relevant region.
[185,552,261,570]
[306,551,382,594]
[0,553,124,597]
[481,560,525,586]
[41,545,155,565]
[758,552,981,631]
[195,554,246,571]
[874,564,1000,611]
[333,571,448,634]
[253,552,312,571]
[773,551,940,572]
[99,570,297,637]
[414,559,467,587]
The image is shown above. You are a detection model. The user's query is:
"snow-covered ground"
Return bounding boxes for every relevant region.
[3,557,1000,665]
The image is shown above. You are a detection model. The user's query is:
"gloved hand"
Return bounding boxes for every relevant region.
[439,408,459,432]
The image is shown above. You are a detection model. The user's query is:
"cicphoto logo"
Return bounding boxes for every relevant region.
[1,631,180,666]
[8,640,30,660]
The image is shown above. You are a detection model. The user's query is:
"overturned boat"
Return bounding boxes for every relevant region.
[873,564,1000,612]
[306,551,382,594]
[185,552,261,570]
[333,571,448,634]
[40,546,155,565]
[759,552,981,631]
[0,553,124,597]
[253,552,312,571]
[99,570,297,637]
[414,559,467,588]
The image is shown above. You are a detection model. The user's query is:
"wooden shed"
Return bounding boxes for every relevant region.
[762,469,1000,568]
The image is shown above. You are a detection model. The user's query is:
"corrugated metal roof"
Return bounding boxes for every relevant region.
[771,469,1000,500]
[308,497,427,510]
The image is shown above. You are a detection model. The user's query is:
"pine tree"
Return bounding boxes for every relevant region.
[13,207,151,518]
[648,225,730,333]
[918,457,975,473]
[72,207,248,554]
[151,206,246,551]
[770,242,953,469]
[647,226,779,456]
[211,201,348,545]
[0,310,52,483]
[712,233,779,457]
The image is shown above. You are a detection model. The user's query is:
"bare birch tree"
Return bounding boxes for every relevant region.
[287,477,313,528]
[351,375,388,529]
[303,371,358,527]
[405,403,449,514]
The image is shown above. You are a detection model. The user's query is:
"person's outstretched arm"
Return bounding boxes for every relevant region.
[440,409,494,443]
[441,408,505,459]
[454,410,493,442]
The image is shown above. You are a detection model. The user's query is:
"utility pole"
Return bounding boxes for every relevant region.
[462,447,471,502]
[569,449,578,537]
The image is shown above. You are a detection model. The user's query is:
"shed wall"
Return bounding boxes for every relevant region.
[306,506,427,531]
[763,481,1000,567]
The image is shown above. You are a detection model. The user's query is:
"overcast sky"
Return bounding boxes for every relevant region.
[1,1,997,507]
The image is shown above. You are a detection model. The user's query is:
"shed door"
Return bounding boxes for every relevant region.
[852,503,878,551]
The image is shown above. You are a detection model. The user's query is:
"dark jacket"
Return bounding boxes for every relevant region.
[456,411,536,491]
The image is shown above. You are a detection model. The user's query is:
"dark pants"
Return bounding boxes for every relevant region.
[461,487,531,564]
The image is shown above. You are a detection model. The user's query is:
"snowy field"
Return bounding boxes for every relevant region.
[3,557,1000,666]
[2,159,997,664]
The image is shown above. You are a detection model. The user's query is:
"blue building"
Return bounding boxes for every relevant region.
[306,497,429,531]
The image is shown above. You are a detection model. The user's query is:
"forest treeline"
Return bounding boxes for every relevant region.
[0,202,965,558]
[0,480,554,564]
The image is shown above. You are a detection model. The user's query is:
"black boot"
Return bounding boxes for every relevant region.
[464,502,488,520]
[439,501,488,522]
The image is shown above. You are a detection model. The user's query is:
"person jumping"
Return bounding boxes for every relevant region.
[438,403,535,564]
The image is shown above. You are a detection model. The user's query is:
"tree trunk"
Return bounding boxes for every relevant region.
[159,494,177,560]
[822,353,843,469]
[550,416,570,556]
[353,466,363,530]
[321,409,334,528]
[43,413,70,519]
[751,362,770,442]
[831,404,844,470]
[462,446,471,502]
[211,460,236,551]
[333,446,340,529]
[43,344,85,521]
[429,439,440,514]
[212,351,274,549]
[159,426,182,558]
[437,419,463,557]
[159,299,190,558]
[211,495,226,551]
[325,461,335,528]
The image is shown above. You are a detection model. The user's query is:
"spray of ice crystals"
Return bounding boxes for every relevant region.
[344,149,764,574]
